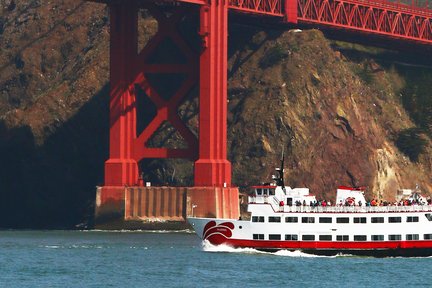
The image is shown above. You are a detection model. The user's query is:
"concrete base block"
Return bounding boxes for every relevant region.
[94,186,240,229]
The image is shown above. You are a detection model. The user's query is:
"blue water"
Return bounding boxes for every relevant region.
[0,230,431,288]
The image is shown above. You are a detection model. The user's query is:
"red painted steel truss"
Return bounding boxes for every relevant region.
[222,0,432,44]
[133,6,199,160]
[297,0,432,44]
[228,0,284,16]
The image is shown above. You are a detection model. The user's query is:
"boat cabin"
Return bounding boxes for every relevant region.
[335,186,366,206]
[253,185,276,197]
[250,185,317,206]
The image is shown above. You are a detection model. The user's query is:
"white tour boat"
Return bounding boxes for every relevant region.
[188,158,432,257]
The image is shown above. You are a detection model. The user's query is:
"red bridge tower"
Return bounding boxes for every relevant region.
[95,0,239,226]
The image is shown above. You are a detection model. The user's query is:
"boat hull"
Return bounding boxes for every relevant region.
[188,217,432,257]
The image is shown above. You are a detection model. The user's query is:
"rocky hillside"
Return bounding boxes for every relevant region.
[226,27,432,202]
[0,0,431,228]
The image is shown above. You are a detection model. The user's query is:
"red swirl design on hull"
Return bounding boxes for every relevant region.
[202,221,234,245]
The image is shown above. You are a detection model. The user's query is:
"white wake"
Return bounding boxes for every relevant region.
[201,240,348,258]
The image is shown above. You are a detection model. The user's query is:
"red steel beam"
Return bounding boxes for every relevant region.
[297,0,432,44]
[228,0,284,16]
[133,6,199,163]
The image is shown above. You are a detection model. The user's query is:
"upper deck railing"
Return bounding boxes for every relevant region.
[282,205,432,213]
[249,196,432,213]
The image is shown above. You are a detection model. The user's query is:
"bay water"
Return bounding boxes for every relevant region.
[0,230,430,287]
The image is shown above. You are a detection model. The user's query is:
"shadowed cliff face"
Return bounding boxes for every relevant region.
[0,1,431,227]
[0,0,110,228]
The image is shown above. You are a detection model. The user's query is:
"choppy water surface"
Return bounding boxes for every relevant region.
[0,230,430,287]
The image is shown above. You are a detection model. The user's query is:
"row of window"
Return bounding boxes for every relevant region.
[255,188,275,196]
[252,234,432,241]
[252,215,421,223]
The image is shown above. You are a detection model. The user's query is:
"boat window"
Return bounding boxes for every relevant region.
[336,217,349,223]
[371,235,384,241]
[336,235,349,241]
[285,216,298,223]
[406,234,419,240]
[268,216,281,223]
[371,217,384,223]
[256,189,262,196]
[424,234,432,240]
[319,235,332,241]
[354,235,367,241]
[388,217,401,223]
[353,217,366,224]
[263,189,268,195]
[319,217,332,223]
[269,234,281,240]
[425,214,432,221]
[269,189,275,196]
[285,234,298,241]
[302,217,315,223]
[253,234,264,240]
[302,235,315,241]
[389,235,402,241]
[407,216,419,222]
[252,216,265,222]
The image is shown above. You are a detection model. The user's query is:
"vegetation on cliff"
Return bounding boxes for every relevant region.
[0,0,431,228]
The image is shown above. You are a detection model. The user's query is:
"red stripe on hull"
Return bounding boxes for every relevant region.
[207,237,432,256]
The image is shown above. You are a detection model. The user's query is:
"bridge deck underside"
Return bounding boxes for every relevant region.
[92,0,432,44]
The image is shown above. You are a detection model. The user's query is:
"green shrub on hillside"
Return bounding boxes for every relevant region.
[400,69,432,137]
[395,128,427,162]
[351,64,373,84]
[259,44,288,68]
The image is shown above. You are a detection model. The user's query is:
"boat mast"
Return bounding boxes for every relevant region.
[273,148,285,189]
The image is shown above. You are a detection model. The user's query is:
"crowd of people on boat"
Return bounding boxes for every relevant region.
[294,197,432,207]
[336,198,432,207]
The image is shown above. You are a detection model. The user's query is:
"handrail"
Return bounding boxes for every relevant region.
[248,197,432,213]
[282,205,432,213]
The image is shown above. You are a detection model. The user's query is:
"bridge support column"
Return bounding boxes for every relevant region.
[193,0,239,221]
[96,3,139,225]
[284,0,298,23]
[105,2,139,187]
[195,0,232,187]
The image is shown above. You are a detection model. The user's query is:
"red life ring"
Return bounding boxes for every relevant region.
[279,201,284,207]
